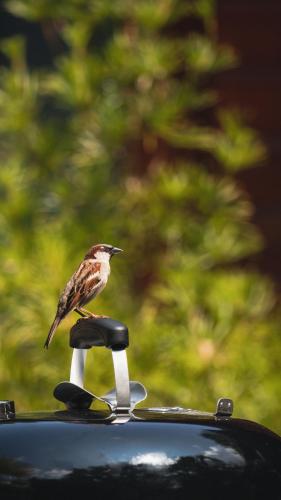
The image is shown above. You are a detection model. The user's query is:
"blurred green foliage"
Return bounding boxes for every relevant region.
[0,0,280,433]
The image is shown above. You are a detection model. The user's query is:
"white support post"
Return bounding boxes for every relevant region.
[70,349,87,388]
[111,350,130,411]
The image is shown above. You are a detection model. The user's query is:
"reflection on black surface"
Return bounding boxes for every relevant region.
[0,448,280,500]
[0,457,33,481]
[0,416,281,500]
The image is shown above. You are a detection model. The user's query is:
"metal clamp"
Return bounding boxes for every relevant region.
[54,318,147,418]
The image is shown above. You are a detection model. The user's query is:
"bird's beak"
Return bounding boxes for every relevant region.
[111,247,123,255]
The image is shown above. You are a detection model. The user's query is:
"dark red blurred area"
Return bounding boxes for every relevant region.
[217,0,281,291]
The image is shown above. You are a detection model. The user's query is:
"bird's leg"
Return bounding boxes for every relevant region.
[75,308,88,317]
[76,307,107,319]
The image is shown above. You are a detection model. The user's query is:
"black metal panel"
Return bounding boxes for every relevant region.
[0,410,280,500]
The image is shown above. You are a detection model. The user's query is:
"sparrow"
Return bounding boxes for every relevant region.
[44,243,123,348]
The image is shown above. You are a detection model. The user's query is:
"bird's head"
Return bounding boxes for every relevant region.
[85,244,123,261]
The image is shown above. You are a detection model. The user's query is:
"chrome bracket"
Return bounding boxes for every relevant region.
[54,346,147,419]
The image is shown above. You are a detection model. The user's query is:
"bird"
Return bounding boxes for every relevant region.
[44,243,123,348]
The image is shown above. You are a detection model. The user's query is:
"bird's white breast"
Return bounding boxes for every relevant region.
[90,251,111,283]
[99,260,110,283]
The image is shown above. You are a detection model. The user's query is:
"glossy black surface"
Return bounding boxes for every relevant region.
[0,409,280,500]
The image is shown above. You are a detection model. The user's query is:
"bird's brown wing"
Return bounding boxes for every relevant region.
[44,261,102,349]
[66,276,102,311]
[58,260,102,317]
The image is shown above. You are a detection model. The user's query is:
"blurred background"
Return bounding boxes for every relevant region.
[0,0,280,433]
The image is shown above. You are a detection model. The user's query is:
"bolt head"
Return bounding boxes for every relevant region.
[216,398,233,417]
[0,400,15,419]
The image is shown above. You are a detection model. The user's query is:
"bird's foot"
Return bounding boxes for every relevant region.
[89,313,108,319]
[75,308,108,319]
[75,307,109,319]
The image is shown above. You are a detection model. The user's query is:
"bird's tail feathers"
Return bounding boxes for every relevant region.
[44,316,61,349]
